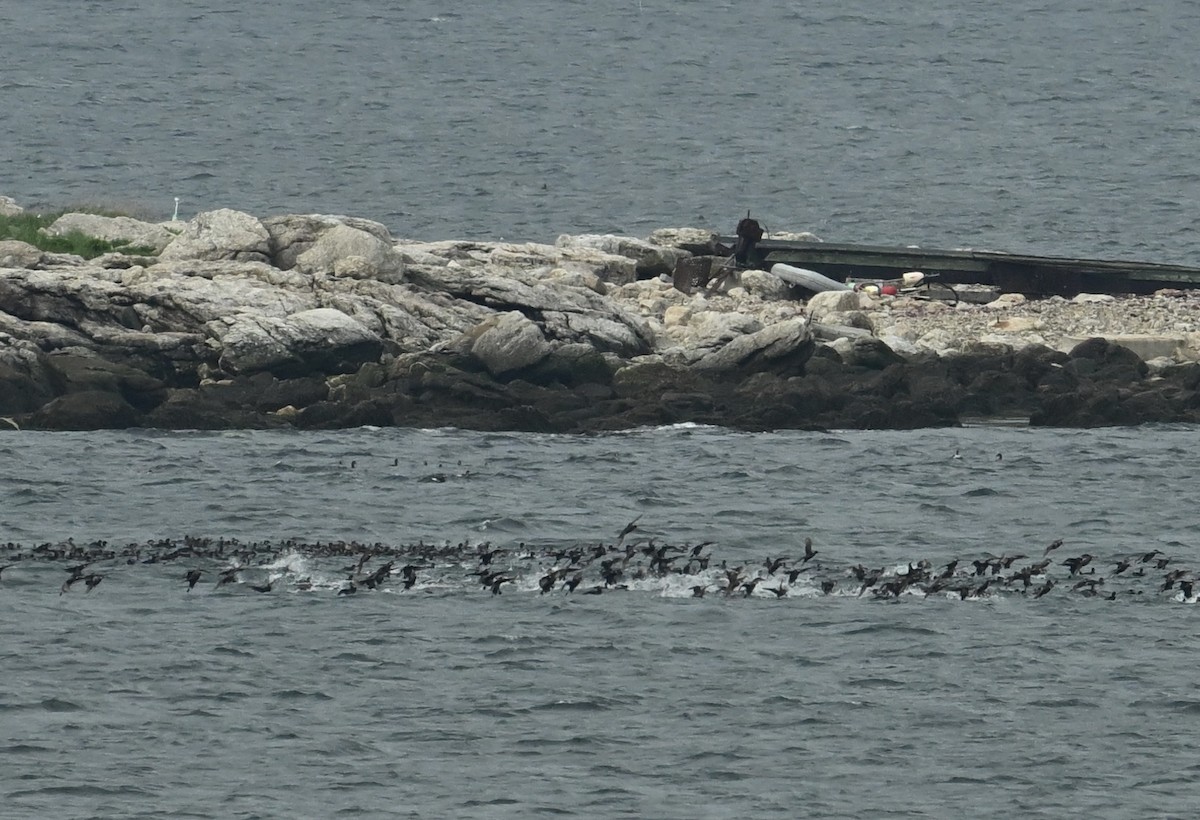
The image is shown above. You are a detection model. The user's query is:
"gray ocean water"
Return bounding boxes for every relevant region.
[3,424,1200,819]
[4,0,1200,262]
[4,1,1200,817]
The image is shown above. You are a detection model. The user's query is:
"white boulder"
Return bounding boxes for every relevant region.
[294,223,405,283]
[556,233,688,276]
[160,209,271,264]
[459,310,552,377]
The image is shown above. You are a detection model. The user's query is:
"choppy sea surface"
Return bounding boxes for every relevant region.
[2,424,1200,819]
[5,1,1200,817]
[4,0,1200,262]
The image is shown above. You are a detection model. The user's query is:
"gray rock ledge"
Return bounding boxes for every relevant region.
[2,198,1199,430]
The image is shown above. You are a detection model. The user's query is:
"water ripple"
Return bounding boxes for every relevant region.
[3,425,1200,818]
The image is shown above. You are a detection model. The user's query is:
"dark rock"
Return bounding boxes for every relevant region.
[43,353,166,410]
[611,361,715,401]
[840,398,891,429]
[729,402,806,431]
[803,352,845,378]
[287,338,383,380]
[1012,344,1069,387]
[1117,388,1178,424]
[518,344,616,387]
[946,350,1012,386]
[0,357,54,414]
[907,360,967,412]
[29,391,141,430]
[293,401,349,429]
[414,368,525,413]
[1034,362,1081,393]
[504,380,597,421]
[961,370,1029,416]
[849,364,909,400]
[880,398,958,429]
[328,364,391,405]
[258,375,329,411]
[1031,385,1122,427]
[1066,337,1148,381]
[844,337,906,370]
[780,377,845,419]
[550,398,636,432]
[195,373,275,408]
[142,388,278,429]
[810,344,843,364]
[331,399,395,429]
[1160,362,1200,391]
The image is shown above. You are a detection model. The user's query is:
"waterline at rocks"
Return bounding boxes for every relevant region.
[3,199,1200,431]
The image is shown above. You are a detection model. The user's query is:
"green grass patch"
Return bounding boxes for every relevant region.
[0,209,159,259]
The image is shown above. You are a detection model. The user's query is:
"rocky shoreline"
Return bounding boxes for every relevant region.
[3,197,1200,431]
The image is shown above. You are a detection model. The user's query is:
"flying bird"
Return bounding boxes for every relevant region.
[801,537,818,563]
[616,515,642,546]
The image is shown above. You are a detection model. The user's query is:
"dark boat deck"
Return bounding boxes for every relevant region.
[721,237,1200,297]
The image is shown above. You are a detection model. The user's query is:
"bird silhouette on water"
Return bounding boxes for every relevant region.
[538,568,564,594]
[60,563,90,595]
[1062,554,1093,576]
[786,567,809,584]
[401,564,421,590]
[63,572,103,593]
[4,531,1199,608]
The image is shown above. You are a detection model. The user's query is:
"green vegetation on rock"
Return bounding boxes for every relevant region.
[0,210,159,259]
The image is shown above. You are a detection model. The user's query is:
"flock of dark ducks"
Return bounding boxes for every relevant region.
[0,523,1195,604]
